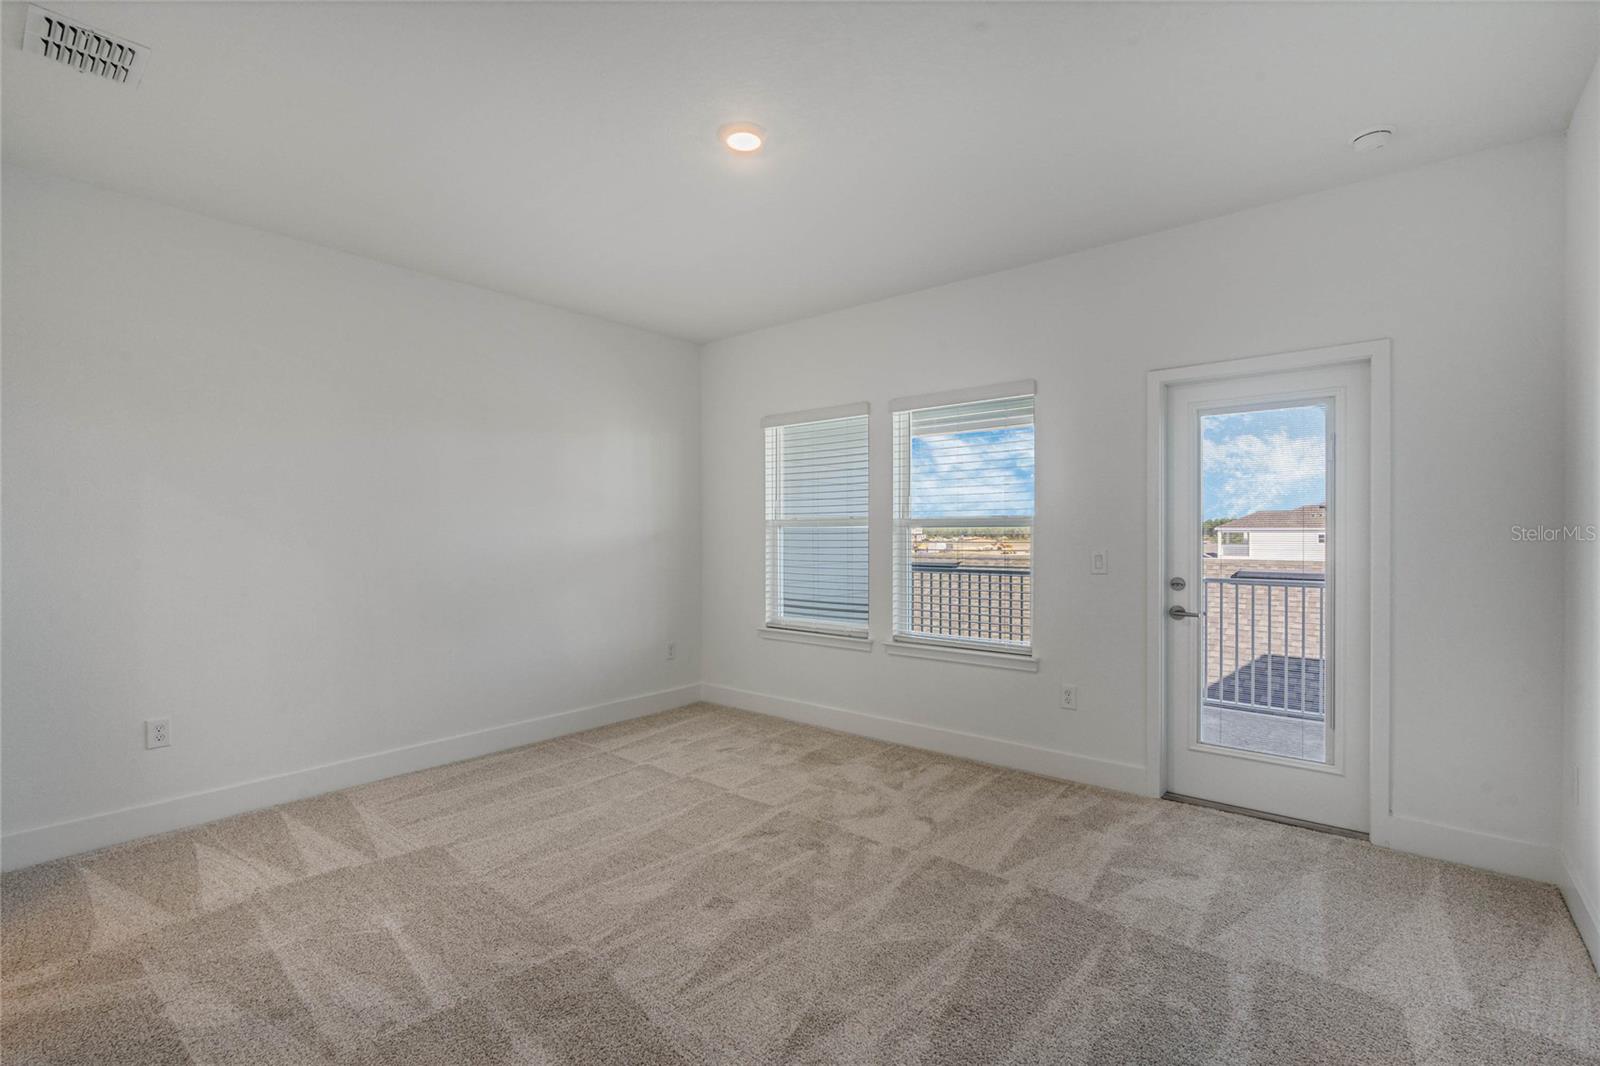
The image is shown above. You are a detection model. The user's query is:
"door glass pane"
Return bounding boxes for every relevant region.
[1198,403,1328,762]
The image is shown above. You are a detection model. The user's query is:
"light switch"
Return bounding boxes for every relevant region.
[1091,549,1109,575]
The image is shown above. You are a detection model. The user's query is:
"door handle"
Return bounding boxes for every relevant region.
[1167,605,1201,620]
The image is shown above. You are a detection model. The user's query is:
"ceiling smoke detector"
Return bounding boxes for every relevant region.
[1350,127,1394,153]
[22,6,147,87]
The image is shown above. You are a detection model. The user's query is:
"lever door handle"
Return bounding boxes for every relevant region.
[1167,605,1201,620]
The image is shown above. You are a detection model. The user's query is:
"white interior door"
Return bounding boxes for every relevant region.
[1163,362,1370,831]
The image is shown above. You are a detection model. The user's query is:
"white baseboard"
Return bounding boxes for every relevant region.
[0,684,703,872]
[15,672,1581,953]
[701,683,1148,795]
[1374,812,1559,883]
[705,685,1578,894]
[1560,858,1600,975]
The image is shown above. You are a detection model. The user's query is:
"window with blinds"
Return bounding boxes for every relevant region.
[763,404,870,636]
[892,383,1035,654]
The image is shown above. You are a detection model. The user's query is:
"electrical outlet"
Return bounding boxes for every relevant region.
[145,718,171,750]
[666,641,677,661]
[1091,549,1109,575]
[1060,685,1078,711]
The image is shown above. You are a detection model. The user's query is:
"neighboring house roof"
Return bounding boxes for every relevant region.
[1217,504,1326,531]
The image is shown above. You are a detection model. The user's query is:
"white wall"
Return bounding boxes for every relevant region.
[1,168,702,866]
[702,137,1569,876]
[1563,54,1600,964]
[1242,529,1325,564]
[1,134,1581,895]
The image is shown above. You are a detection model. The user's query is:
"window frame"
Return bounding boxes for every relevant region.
[889,380,1037,663]
[1218,529,1251,558]
[761,402,871,642]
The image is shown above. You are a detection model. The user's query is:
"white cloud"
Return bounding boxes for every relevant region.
[911,428,1034,518]
[1202,429,1324,518]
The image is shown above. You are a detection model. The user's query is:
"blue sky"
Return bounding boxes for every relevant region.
[903,412,1321,524]
[911,427,1034,518]
[1201,405,1326,522]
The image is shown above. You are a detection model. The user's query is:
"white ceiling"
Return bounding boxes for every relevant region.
[4,2,1597,342]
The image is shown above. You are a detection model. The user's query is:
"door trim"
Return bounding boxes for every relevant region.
[1144,339,1393,847]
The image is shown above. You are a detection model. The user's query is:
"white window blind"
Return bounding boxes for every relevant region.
[892,384,1035,654]
[763,405,870,636]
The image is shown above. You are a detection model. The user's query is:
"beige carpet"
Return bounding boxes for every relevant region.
[4,703,1598,1065]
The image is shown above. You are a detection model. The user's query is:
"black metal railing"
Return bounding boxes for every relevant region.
[908,563,1030,644]
[1202,573,1325,720]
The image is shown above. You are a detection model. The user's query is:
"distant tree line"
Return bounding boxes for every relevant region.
[913,528,1031,538]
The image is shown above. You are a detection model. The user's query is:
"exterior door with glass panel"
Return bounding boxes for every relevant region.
[1163,363,1370,831]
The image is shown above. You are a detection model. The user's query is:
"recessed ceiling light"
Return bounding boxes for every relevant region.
[1351,127,1394,153]
[719,123,764,154]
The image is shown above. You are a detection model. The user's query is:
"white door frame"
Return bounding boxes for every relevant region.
[1145,338,1393,846]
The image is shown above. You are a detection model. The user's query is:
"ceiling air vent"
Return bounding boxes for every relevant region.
[22,6,147,87]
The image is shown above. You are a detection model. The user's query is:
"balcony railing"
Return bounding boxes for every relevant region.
[908,563,1030,644]
[1202,573,1325,720]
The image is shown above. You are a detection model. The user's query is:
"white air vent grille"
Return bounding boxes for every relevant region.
[22,6,147,86]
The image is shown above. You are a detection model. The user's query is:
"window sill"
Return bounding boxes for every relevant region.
[758,626,874,652]
[884,639,1039,672]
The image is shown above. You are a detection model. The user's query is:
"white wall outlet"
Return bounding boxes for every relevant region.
[145,718,171,749]
[1091,549,1109,575]
[666,641,677,661]
[1060,684,1078,711]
